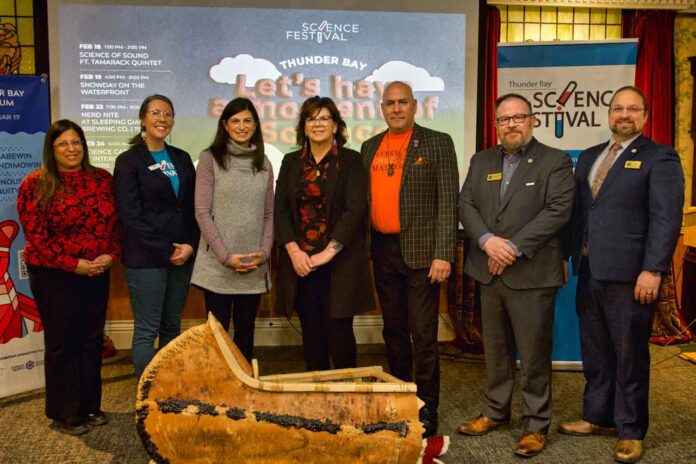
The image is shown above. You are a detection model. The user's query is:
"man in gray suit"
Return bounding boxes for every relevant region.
[457,93,574,457]
[361,81,458,438]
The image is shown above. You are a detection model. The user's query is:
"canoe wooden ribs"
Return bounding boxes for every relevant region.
[136,314,424,463]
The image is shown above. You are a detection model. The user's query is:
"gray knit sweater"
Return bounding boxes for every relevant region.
[191,141,274,294]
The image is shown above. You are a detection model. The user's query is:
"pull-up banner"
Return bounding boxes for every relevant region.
[498,40,638,367]
[0,75,49,397]
[498,39,638,164]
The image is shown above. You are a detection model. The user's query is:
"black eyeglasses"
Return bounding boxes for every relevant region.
[496,114,532,126]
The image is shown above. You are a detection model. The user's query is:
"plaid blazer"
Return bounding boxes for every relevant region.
[361,124,459,269]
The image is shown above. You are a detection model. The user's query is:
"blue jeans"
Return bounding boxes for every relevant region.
[125,261,193,379]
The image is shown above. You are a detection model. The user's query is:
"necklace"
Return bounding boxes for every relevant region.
[312,150,329,178]
[385,132,411,176]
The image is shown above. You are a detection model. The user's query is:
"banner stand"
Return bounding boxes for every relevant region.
[0,75,50,397]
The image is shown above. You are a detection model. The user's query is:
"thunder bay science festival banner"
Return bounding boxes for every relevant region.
[0,75,49,397]
[498,40,638,366]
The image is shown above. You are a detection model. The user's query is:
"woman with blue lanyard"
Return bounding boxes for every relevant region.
[114,94,199,380]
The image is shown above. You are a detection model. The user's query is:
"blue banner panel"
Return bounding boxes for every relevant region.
[499,41,638,68]
[0,75,49,397]
[0,75,49,133]
[499,41,637,366]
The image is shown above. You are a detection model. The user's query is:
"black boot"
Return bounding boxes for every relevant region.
[419,406,438,438]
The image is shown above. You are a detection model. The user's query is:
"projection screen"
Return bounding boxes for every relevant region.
[48,0,481,182]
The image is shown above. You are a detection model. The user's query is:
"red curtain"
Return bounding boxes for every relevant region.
[483,6,501,150]
[623,10,675,145]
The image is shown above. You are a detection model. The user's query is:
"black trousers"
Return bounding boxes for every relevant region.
[576,261,655,439]
[371,231,440,408]
[27,265,109,422]
[203,290,260,362]
[295,265,356,371]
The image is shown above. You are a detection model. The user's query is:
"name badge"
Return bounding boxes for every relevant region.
[487,172,502,181]
[624,160,642,169]
[148,163,161,171]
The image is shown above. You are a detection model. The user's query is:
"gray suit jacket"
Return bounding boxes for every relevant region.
[458,138,574,289]
[361,124,459,269]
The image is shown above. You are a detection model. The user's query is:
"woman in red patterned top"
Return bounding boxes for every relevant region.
[16,120,120,436]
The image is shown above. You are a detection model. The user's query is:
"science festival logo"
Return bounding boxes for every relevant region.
[285,20,360,43]
[509,79,613,139]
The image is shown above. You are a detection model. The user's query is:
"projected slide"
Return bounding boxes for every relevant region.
[52,4,467,177]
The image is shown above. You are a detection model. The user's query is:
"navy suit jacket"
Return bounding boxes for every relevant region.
[113,143,199,268]
[569,135,684,282]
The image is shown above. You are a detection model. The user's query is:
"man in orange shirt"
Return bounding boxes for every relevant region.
[361,81,459,437]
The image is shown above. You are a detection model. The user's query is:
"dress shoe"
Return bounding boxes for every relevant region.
[52,419,88,436]
[419,406,438,438]
[456,415,507,436]
[559,419,617,436]
[515,432,546,458]
[614,439,643,463]
[86,411,108,426]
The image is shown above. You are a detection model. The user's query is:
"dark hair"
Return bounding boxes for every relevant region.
[208,97,265,172]
[494,93,533,115]
[295,96,347,148]
[36,119,93,210]
[128,94,175,146]
[609,85,648,113]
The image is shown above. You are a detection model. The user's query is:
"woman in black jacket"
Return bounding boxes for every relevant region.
[274,96,373,371]
[113,94,198,379]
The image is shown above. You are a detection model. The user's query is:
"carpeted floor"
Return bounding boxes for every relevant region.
[1,343,695,463]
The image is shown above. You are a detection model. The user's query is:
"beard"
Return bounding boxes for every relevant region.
[610,118,640,138]
[500,129,529,153]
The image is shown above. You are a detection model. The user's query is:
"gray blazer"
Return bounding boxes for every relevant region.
[361,124,459,269]
[458,138,574,289]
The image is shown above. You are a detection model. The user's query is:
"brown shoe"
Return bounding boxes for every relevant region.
[515,432,546,458]
[456,415,507,436]
[558,419,617,436]
[614,440,643,463]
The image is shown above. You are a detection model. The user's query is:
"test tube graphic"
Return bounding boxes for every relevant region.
[556,81,577,109]
[554,112,564,138]
[554,81,577,138]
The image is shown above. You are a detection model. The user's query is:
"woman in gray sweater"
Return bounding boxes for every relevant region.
[191,98,273,362]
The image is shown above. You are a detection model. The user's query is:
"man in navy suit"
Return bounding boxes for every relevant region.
[560,86,684,463]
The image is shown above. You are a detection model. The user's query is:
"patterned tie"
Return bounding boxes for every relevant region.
[591,142,622,198]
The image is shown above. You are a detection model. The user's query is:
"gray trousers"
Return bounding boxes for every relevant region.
[479,277,557,434]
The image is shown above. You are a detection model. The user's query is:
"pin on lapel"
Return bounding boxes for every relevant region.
[413,139,420,148]
[631,148,637,153]
[527,158,533,164]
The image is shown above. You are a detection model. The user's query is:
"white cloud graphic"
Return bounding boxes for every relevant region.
[209,54,282,84]
[364,61,444,91]
[264,143,284,185]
